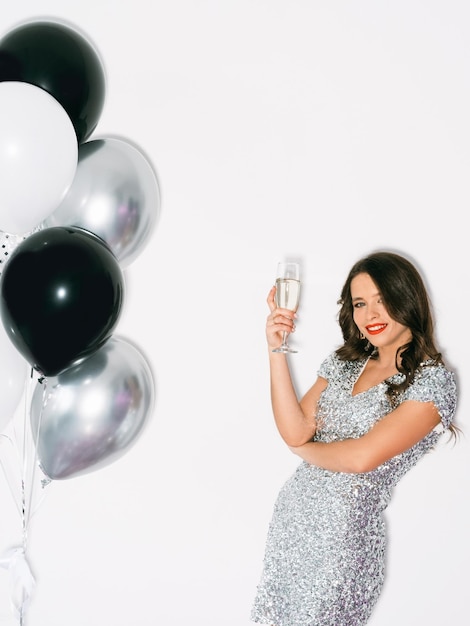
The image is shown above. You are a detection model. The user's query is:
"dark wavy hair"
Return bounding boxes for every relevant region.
[336,251,444,403]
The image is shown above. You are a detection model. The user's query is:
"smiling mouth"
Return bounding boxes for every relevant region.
[366,324,387,335]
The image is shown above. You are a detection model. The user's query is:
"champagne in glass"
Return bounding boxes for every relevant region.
[273,261,301,353]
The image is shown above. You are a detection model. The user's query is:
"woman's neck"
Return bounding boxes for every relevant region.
[373,347,400,371]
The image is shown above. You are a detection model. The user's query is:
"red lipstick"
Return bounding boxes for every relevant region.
[365,324,387,335]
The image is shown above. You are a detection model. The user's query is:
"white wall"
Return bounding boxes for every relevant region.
[0,1,469,625]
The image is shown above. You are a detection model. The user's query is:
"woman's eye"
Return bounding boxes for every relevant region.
[353,302,365,308]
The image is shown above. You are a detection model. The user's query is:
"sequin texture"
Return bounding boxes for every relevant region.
[251,352,457,626]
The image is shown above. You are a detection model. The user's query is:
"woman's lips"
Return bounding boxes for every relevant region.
[365,324,387,335]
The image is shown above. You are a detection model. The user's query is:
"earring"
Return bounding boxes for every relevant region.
[359,332,371,351]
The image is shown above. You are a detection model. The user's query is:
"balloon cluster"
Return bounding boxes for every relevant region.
[0,19,159,481]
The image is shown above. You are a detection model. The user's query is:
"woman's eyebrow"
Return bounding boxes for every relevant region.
[351,292,381,302]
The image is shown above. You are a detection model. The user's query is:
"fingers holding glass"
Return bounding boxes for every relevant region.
[266,308,296,350]
[271,262,301,354]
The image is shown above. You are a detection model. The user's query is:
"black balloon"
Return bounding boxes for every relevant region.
[0,20,106,143]
[0,227,124,376]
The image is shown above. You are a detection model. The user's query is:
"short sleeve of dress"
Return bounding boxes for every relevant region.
[317,352,339,381]
[402,365,457,429]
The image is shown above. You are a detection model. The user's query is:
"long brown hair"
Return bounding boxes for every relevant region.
[336,251,444,403]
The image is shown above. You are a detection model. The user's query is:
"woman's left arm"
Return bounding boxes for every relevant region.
[289,399,441,473]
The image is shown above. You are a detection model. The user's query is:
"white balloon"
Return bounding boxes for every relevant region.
[0,81,78,234]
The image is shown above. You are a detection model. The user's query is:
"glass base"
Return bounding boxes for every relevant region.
[272,345,298,353]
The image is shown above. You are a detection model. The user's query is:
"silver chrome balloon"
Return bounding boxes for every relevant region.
[30,336,155,480]
[41,137,161,268]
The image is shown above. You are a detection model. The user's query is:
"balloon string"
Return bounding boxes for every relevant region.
[21,370,50,545]
[0,371,31,520]
[0,369,46,625]
[19,370,34,547]
[0,369,49,530]
[0,433,23,518]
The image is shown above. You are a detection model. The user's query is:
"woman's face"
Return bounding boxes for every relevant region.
[350,272,412,352]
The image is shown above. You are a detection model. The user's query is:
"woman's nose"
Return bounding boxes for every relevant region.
[367,304,379,319]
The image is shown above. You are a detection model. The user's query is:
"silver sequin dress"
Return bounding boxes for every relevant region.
[251,352,457,626]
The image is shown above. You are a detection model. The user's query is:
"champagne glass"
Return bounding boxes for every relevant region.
[273,261,301,353]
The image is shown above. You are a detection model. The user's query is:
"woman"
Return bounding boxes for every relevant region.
[251,251,458,626]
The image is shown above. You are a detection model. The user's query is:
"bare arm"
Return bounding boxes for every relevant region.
[266,285,326,446]
[289,399,441,473]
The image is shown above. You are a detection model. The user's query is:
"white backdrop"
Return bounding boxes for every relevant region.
[0,1,469,625]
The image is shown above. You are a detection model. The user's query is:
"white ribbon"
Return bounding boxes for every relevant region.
[0,546,35,624]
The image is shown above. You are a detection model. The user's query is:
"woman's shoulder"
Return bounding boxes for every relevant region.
[317,351,364,380]
[413,360,456,388]
[403,361,457,427]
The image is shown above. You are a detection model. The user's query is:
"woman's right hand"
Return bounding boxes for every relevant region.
[266,285,296,351]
